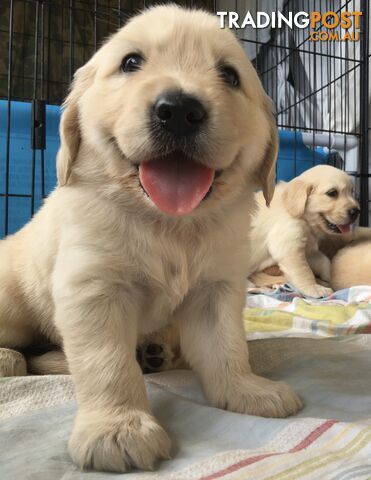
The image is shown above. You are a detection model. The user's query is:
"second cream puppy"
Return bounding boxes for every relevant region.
[331,241,371,290]
[249,165,360,298]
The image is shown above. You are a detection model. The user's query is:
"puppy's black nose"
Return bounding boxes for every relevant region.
[348,208,360,221]
[153,91,207,137]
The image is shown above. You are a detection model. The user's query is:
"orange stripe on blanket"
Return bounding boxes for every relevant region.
[200,420,337,480]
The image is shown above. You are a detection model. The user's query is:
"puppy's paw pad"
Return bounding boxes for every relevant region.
[69,410,171,472]
[137,342,167,373]
[210,374,302,418]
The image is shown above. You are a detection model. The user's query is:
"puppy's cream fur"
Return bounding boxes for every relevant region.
[0,6,301,473]
[331,241,371,290]
[249,165,360,298]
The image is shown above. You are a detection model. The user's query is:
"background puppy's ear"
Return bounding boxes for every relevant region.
[258,98,278,206]
[282,178,312,218]
[57,63,96,186]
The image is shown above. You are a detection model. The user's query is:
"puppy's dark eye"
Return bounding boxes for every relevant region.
[326,189,338,198]
[121,53,144,73]
[218,65,240,87]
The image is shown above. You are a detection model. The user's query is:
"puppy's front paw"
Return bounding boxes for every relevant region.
[302,284,333,298]
[207,374,302,418]
[69,409,171,472]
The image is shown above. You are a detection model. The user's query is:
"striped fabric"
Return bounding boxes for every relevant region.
[1,336,371,480]
[186,421,371,480]
[243,286,371,339]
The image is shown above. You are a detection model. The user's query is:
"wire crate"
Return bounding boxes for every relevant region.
[0,0,369,238]
[236,0,370,225]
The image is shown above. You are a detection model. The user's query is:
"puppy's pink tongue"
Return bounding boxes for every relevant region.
[337,223,352,234]
[139,154,214,215]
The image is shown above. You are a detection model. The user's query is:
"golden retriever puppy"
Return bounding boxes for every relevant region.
[249,165,360,298]
[331,241,371,290]
[0,6,302,473]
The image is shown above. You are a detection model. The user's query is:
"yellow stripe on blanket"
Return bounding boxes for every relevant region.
[243,310,294,334]
[243,300,371,338]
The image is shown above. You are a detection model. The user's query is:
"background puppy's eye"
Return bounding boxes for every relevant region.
[326,188,338,198]
[121,53,144,73]
[218,65,240,87]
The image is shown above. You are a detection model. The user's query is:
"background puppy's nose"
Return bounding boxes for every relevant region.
[153,91,207,137]
[348,207,360,221]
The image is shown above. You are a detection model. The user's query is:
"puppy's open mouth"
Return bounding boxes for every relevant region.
[137,151,221,215]
[321,214,353,234]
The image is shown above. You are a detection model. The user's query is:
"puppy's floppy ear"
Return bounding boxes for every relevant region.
[258,98,278,206]
[57,62,96,186]
[282,178,312,218]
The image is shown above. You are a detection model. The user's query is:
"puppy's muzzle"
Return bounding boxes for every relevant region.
[348,207,360,222]
[152,90,207,138]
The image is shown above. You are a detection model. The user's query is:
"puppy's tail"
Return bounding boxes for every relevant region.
[27,350,70,375]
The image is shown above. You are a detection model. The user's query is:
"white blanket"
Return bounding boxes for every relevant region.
[1,336,370,479]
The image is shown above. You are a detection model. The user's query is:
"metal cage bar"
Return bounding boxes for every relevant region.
[359,0,370,226]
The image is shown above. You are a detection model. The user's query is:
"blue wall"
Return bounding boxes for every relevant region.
[0,100,59,237]
[277,130,331,181]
